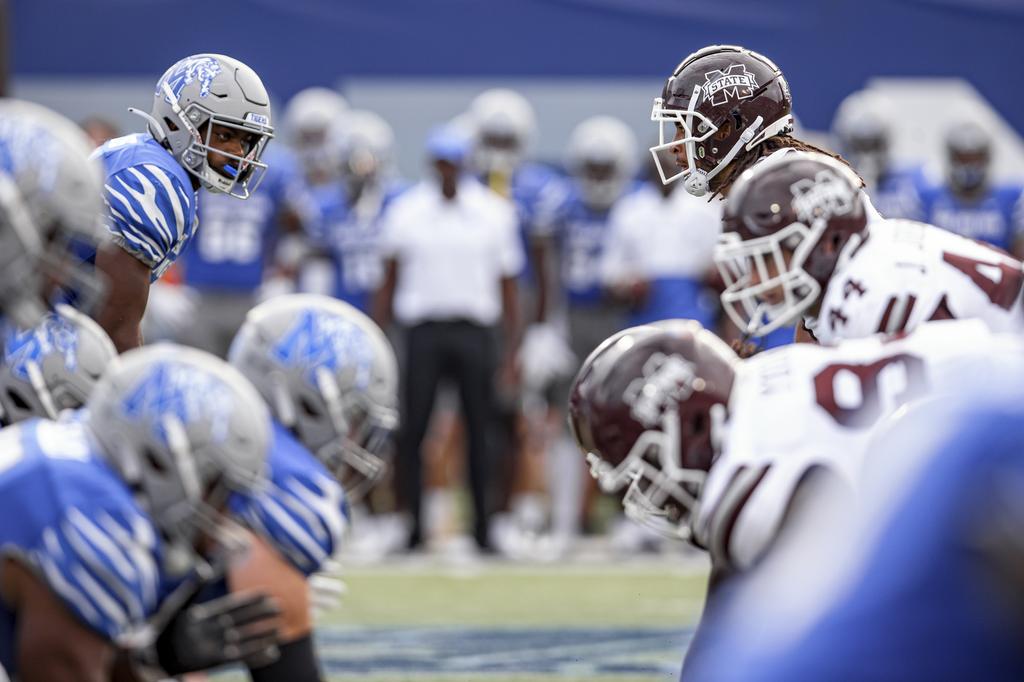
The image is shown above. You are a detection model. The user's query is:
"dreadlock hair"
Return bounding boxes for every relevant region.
[710,134,864,200]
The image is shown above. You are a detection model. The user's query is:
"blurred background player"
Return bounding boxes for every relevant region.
[373,125,522,552]
[831,94,925,221]
[304,110,407,314]
[601,154,722,329]
[521,115,637,551]
[918,121,1024,256]
[92,53,274,352]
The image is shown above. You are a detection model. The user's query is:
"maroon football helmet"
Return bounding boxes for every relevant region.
[650,45,794,196]
[715,151,868,337]
[568,320,737,540]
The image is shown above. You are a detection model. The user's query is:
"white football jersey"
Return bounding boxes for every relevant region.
[693,318,1023,573]
[810,219,1024,344]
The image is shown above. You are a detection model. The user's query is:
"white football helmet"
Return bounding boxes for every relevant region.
[131,54,274,199]
[229,294,399,501]
[327,109,395,195]
[0,305,116,425]
[565,116,638,210]
[86,344,272,577]
[467,89,537,175]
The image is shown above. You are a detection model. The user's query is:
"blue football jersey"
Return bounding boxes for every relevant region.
[182,148,308,292]
[869,165,926,221]
[92,133,199,282]
[309,180,408,313]
[229,421,348,577]
[919,182,1024,251]
[0,418,163,672]
[534,180,632,306]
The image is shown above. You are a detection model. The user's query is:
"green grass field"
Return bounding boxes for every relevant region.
[214,557,708,682]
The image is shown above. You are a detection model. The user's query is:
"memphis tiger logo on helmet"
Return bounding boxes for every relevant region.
[159,55,223,103]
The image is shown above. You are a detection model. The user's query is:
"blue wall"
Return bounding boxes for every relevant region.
[13,0,1024,132]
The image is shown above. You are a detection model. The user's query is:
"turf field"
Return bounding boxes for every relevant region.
[215,554,708,682]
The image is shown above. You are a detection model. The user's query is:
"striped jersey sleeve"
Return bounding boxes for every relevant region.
[103,163,193,272]
[28,506,161,642]
[231,469,349,577]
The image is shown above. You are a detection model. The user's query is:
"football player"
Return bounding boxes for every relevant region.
[0,99,107,331]
[92,53,274,352]
[831,99,925,221]
[280,87,348,188]
[0,343,277,681]
[569,318,1024,672]
[524,115,638,548]
[215,293,399,681]
[715,151,1024,344]
[918,121,1024,254]
[0,305,116,426]
[304,110,407,313]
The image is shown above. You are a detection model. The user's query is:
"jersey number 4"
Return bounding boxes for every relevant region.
[942,251,1024,310]
[814,353,927,427]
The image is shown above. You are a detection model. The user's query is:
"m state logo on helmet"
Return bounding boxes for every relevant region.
[568,320,737,540]
[650,45,794,196]
[715,152,868,337]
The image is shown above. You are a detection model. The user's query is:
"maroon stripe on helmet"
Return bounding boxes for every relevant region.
[896,295,917,333]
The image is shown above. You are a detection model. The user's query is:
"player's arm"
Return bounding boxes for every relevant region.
[2,558,114,682]
[229,533,323,682]
[94,242,151,352]
[371,257,398,330]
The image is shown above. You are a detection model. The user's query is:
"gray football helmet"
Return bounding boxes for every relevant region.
[468,89,537,176]
[282,87,348,180]
[0,99,108,325]
[229,294,399,501]
[85,343,271,577]
[131,54,274,199]
[0,304,116,425]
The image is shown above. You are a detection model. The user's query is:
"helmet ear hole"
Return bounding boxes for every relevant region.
[6,388,30,412]
[144,447,168,475]
[299,395,321,419]
[163,117,179,133]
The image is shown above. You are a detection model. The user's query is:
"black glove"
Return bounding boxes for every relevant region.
[154,591,283,674]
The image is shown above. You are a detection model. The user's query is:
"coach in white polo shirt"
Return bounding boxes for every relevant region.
[373,125,523,552]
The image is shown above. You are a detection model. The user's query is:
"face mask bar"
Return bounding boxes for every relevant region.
[715,222,824,337]
[315,366,398,502]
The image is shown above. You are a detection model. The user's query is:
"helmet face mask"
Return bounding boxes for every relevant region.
[141,54,274,200]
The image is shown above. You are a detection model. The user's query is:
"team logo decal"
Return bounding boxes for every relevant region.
[3,312,78,381]
[624,353,696,426]
[273,310,374,389]
[703,64,758,107]
[159,56,222,103]
[791,170,855,223]
[121,362,235,443]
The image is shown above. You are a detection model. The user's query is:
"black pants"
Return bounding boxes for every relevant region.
[398,320,497,549]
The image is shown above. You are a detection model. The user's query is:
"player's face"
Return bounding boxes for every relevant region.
[747,247,795,305]
[205,123,259,179]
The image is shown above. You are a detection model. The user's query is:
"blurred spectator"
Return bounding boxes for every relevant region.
[373,125,523,552]
[918,122,1024,255]
[176,146,312,356]
[601,158,721,328]
[304,110,407,313]
[79,116,120,148]
[833,107,925,221]
[525,115,637,545]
